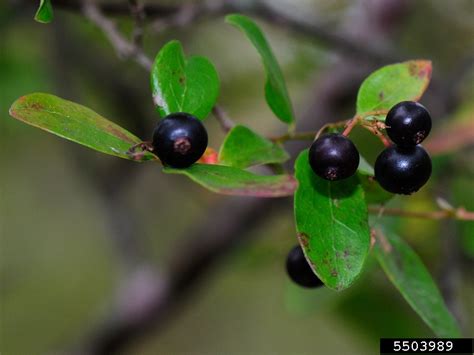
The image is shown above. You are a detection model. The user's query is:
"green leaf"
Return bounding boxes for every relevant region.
[9,93,155,161]
[356,60,432,119]
[226,14,295,126]
[150,40,219,120]
[164,164,296,197]
[34,0,53,23]
[218,125,289,168]
[358,155,374,176]
[357,156,393,204]
[374,228,461,337]
[294,150,370,291]
[359,174,393,205]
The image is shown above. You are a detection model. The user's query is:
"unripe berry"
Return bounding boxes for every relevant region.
[286,245,324,288]
[385,101,432,146]
[152,112,208,168]
[309,133,360,181]
[374,145,432,195]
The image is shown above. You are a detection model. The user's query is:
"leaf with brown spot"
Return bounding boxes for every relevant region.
[9,93,155,161]
[356,60,432,120]
[294,150,370,291]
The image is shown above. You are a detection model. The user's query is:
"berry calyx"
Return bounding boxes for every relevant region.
[374,145,432,195]
[385,101,432,146]
[308,133,360,181]
[286,245,324,288]
[152,112,208,168]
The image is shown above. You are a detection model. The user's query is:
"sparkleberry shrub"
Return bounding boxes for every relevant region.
[10,9,463,337]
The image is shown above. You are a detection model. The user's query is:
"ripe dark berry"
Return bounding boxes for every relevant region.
[374,145,432,195]
[152,112,208,168]
[309,133,360,181]
[385,101,432,146]
[286,245,324,288]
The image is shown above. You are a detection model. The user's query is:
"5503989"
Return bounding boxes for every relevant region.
[380,338,473,354]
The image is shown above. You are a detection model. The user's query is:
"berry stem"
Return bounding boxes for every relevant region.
[362,125,392,147]
[360,109,389,119]
[315,118,350,138]
[342,116,360,136]
[368,205,474,221]
[271,109,389,142]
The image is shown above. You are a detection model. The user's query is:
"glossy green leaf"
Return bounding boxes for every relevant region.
[34,0,53,23]
[374,228,461,337]
[357,156,393,204]
[226,14,295,126]
[294,150,370,291]
[218,125,289,168]
[150,40,219,120]
[356,60,432,119]
[164,164,296,197]
[9,93,155,161]
[359,174,393,205]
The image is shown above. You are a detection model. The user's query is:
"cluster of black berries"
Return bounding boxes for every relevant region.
[308,101,432,195]
[375,101,432,194]
[152,112,208,168]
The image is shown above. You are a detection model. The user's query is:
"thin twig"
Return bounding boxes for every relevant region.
[128,0,146,47]
[53,0,396,65]
[251,2,397,64]
[82,0,152,71]
[45,0,180,17]
[151,0,231,33]
[369,205,474,221]
[271,131,316,143]
[212,105,235,133]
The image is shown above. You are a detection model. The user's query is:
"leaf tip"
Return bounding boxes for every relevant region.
[225,13,243,24]
[409,60,432,80]
[34,0,54,24]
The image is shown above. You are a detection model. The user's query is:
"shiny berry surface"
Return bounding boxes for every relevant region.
[286,245,324,288]
[152,112,208,168]
[308,133,360,181]
[374,145,432,195]
[385,101,432,146]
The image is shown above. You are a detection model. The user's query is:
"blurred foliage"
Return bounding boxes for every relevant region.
[1,0,473,354]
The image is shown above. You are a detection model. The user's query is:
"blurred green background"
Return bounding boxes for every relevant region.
[1,0,473,354]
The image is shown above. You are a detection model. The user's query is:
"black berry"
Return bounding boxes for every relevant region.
[374,145,432,195]
[385,101,432,146]
[152,112,208,168]
[309,133,360,181]
[286,245,324,288]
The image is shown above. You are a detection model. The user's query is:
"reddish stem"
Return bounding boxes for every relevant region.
[342,116,360,136]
